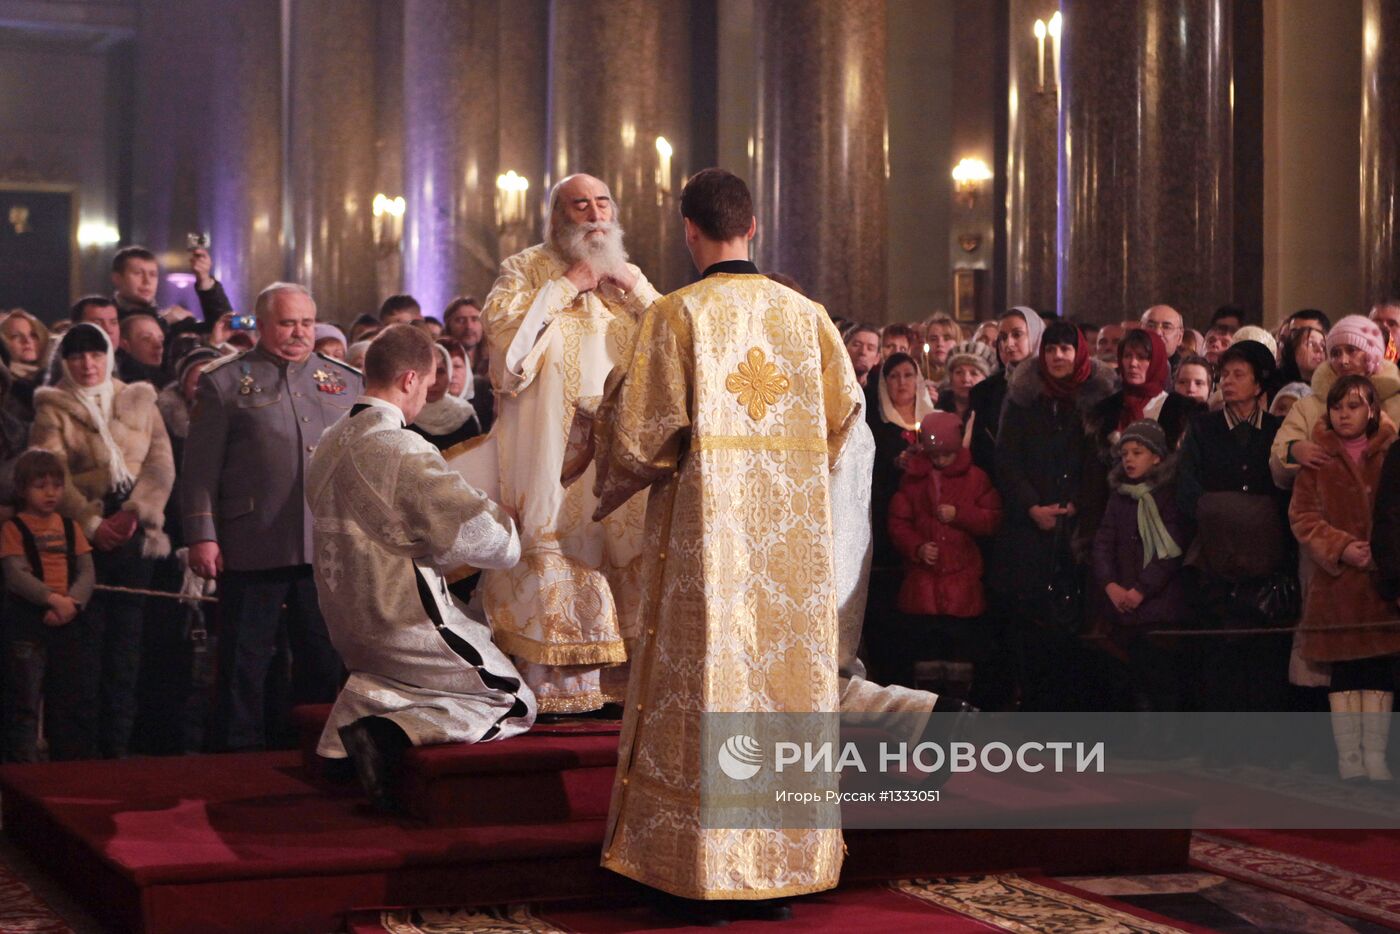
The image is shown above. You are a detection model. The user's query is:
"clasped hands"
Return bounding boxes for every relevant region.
[1104,582,1144,614]
[565,261,637,295]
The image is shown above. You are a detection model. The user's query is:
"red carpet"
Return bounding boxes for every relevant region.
[1191,829,1400,929]
[0,730,1189,934]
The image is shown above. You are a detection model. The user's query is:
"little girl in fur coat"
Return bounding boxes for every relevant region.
[888,412,1002,694]
[1091,420,1189,712]
[1289,374,1400,782]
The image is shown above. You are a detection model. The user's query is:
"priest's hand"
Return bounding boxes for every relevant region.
[605,265,638,293]
[565,261,600,293]
[189,540,224,579]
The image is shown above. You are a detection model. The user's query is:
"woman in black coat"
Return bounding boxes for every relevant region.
[967,307,1045,480]
[994,320,1117,709]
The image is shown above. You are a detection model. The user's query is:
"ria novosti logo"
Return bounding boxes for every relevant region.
[717,734,764,780]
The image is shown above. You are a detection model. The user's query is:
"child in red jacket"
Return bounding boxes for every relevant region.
[888,412,1003,698]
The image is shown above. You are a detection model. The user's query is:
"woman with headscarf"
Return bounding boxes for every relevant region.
[1271,315,1400,490]
[409,340,482,451]
[863,351,937,682]
[1076,328,1203,559]
[30,323,174,759]
[0,310,51,423]
[994,319,1116,709]
[967,307,1046,479]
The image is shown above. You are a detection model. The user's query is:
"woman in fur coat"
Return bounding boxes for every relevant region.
[994,319,1116,709]
[30,323,175,759]
[1290,374,1400,782]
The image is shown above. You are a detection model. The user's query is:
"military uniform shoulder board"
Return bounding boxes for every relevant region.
[201,349,249,375]
[316,350,362,376]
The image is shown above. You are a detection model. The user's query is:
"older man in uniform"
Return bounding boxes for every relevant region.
[183,282,362,751]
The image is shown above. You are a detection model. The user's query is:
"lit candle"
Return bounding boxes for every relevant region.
[1034,19,1046,91]
[1048,11,1062,89]
[655,136,673,195]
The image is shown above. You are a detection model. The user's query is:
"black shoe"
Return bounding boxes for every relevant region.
[744,898,793,921]
[646,890,731,927]
[338,716,410,813]
[918,695,980,789]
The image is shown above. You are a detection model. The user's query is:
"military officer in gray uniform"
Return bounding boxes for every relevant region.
[183,282,363,751]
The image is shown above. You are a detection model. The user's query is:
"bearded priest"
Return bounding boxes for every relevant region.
[306,325,534,811]
[479,173,658,714]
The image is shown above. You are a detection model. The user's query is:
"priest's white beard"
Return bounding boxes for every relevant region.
[553,218,629,279]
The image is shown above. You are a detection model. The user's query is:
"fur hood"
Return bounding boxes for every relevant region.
[1310,359,1400,402]
[156,383,190,441]
[1006,354,1117,413]
[30,378,173,557]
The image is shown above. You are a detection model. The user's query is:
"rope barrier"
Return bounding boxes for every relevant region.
[93,583,218,604]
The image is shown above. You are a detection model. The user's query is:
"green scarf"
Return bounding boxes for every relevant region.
[1120,482,1183,568]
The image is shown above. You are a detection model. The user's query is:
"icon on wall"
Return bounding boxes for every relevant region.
[8,204,31,235]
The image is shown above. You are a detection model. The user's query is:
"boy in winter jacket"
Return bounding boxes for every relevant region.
[888,411,1002,699]
[1091,420,1189,713]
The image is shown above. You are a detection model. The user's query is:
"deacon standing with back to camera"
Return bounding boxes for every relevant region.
[591,168,959,923]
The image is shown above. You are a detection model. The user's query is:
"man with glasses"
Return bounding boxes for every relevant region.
[1141,304,1185,368]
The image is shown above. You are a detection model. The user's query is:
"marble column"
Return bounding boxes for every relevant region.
[373,0,406,300]
[1006,0,1059,314]
[204,0,285,311]
[497,0,549,260]
[753,0,887,319]
[548,0,693,293]
[1362,0,1400,305]
[403,0,501,320]
[1058,0,1233,325]
[288,0,379,324]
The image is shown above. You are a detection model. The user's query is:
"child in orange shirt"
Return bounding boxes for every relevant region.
[1,448,97,761]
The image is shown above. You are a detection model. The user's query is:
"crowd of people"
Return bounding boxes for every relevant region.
[0,248,491,761]
[3,229,1400,788]
[847,298,1400,779]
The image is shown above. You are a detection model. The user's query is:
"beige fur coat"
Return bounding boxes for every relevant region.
[30,380,175,558]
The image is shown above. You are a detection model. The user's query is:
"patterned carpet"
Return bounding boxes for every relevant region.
[364,833,1400,934]
[0,857,71,934]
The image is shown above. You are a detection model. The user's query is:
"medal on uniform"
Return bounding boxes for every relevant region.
[238,365,255,396]
[314,368,346,394]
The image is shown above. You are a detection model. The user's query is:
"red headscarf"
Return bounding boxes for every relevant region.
[1038,323,1093,402]
[1118,329,1170,428]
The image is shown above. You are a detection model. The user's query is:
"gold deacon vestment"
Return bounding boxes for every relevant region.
[480,243,657,713]
[592,270,862,900]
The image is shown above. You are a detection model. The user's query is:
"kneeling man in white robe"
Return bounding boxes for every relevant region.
[307,324,536,809]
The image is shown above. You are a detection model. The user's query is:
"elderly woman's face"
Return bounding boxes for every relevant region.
[426,354,450,404]
[448,352,468,396]
[67,350,106,388]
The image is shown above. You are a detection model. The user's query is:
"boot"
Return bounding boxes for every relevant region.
[338,715,412,812]
[1360,690,1394,783]
[1328,691,1365,781]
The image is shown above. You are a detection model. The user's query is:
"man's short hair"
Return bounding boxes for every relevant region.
[70,295,117,323]
[119,312,160,340]
[443,296,480,322]
[111,246,157,274]
[1210,304,1246,328]
[1286,308,1331,331]
[378,294,421,322]
[364,323,435,387]
[255,282,313,320]
[845,324,880,345]
[766,272,805,296]
[680,168,753,242]
[882,323,916,344]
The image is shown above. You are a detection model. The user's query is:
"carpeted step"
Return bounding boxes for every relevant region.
[293,704,622,825]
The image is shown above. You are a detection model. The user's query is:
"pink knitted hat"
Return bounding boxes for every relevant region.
[1326,315,1386,375]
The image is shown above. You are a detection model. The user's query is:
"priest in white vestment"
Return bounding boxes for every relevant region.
[479,173,659,713]
[307,325,534,810]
